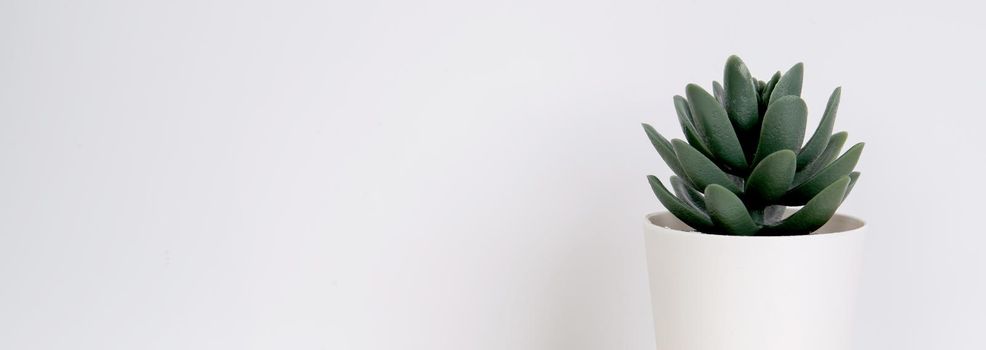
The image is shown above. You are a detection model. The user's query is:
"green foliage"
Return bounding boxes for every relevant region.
[643,56,864,235]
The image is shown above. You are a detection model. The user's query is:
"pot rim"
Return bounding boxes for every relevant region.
[644,211,866,239]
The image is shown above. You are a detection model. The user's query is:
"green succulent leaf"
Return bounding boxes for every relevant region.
[766,176,851,234]
[705,184,759,236]
[768,63,804,105]
[673,95,714,158]
[671,175,706,211]
[648,175,713,230]
[672,139,743,194]
[785,142,865,205]
[745,150,796,203]
[761,71,782,104]
[643,123,695,187]
[712,81,725,105]
[685,84,748,172]
[723,55,759,133]
[798,87,842,169]
[752,96,807,165]
[844,171,860,202]
[794,131,848,184]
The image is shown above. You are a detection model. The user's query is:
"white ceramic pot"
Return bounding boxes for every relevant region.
[643,211,866,350]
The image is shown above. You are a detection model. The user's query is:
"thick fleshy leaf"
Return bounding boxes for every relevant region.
[685,84,748,172]
[794,131,848,184]
[761,71,781,105]
[705,184,759,236]
[785,142,865,205]
[648,175,713,230]
[798,87,842,169]
[844,171,860,202]
[723,55,759,133]
[672,139,743,194]
[643,124,695,187]
[766,176,851,234]
[673,95,714,158]
[745,150,796,203]
[712,81,725,106]
[671,175,706,211]
[752,96,807,165]
[768,63,804,105]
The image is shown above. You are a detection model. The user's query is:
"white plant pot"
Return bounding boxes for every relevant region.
[643,211,866,350]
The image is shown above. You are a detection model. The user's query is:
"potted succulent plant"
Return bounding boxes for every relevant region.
[641,56,866,350]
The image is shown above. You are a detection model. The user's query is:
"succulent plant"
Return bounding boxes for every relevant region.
[643,56,863,236]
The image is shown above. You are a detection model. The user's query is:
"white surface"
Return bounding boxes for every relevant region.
[644,212,865,350]
[0,0,984,349]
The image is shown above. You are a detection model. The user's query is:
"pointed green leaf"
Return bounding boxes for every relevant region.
[766,176,850,234]
[673,95,714,158]
[745,150,796,203]
[785,142,865,205]
[844,171,860,202]
[752,96,807,165]
[794,131,848,184]
[713,81,725,105]
[723,55,759,133]
[671,175,706,211]
[768,63,804,105]
[798,87,842,169]
[705,184,759,236]
[648,175,713,230]
[643,124,691,186]
[672,139,743,194]
[685,84,748,172]
[761,71,781,104]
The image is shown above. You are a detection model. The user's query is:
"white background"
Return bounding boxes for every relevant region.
[1,0,984,349]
